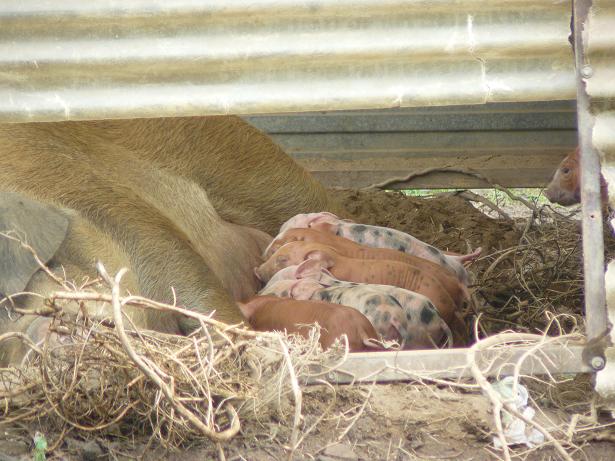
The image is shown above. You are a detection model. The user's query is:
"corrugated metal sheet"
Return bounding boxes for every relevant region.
[0,0,575,122]
[583,0,615,407]
[245,100,577,188]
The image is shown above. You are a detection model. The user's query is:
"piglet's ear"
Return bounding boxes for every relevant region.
[305,249,334,269]
[289,279,318,301]
[262,238,279,259]
[264,233,302,258]
[237,301,255,321]
[309,221,336,234]
[295,259,325,280]
[275,254,290,267]
[253,267,265,281]
[308,212,338,228]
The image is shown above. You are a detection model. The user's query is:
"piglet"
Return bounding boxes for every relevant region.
[263,227,468,288]
[545,147,608,207]
[255,241,463,323]
[238,295,380,352]
[260,263,452,349]
[278,212,480,284]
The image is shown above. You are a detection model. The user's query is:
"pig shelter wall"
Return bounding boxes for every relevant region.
[245,100,578,190]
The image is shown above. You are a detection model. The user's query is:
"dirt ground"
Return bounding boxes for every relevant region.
[2,382,613,460]
[332,188,522,255]
[1,188,614,460]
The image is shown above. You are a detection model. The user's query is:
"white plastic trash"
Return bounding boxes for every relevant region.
[491,376,545,448]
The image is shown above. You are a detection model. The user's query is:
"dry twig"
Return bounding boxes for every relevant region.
[0,262,347,451]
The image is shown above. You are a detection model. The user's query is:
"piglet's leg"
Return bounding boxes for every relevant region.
[444,247,482,264]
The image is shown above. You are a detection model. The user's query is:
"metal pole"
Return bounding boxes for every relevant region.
[573,0,609,369]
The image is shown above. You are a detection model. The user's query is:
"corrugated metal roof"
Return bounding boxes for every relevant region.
[1,0,575,122]
[585,0,615,405]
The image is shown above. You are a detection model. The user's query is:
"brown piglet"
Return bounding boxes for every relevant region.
[238,295,381,352]
[263,227,469,293]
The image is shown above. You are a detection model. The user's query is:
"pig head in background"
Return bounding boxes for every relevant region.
[545,147,608,207]
[256,241,465,323]
[260,260,453,349]
[277,212,480,285]
[238,295,380,352]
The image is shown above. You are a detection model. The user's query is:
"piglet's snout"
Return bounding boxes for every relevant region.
[544,183,557,202]
[383,324,402,345]
[544,186,578,206]
[544,182,569,204]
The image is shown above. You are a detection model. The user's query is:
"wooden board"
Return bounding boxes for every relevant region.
[309,342,589,384]
[245,101,578,189]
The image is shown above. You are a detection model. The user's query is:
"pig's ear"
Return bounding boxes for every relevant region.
[309,221,337,234]
[289,279,317,300]
[0,192,69,297]
[264,233,302,259]
[237,301,255,321]
[275,254,290,267]
[308,212,338,229]
[262,238,278,259]
[304,250,334,268]
[321,211,340,219]
[294,259,325,280]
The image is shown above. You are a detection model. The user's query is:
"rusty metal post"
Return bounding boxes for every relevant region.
[573,0,609,370]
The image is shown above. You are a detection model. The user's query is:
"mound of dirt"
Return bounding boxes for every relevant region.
[330,188,521,254]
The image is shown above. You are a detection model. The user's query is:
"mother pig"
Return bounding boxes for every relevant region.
[0,116,346,352]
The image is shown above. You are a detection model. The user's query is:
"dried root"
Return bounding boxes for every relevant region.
[0,262,348,452]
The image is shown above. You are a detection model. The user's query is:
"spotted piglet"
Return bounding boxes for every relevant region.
[260,260,453,349]
[278,212,480,285]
